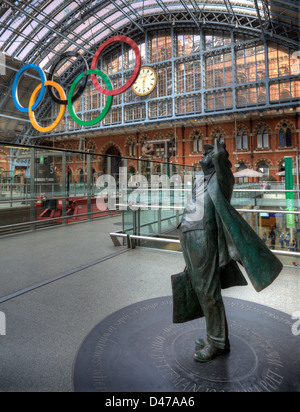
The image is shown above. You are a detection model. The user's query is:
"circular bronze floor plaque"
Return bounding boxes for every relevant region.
[73,297,300,392]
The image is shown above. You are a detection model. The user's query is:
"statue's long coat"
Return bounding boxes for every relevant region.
[206,147,282,292]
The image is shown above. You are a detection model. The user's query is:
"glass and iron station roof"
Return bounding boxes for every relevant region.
[0,0,299,145]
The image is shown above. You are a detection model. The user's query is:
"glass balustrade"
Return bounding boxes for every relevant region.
[1,142,299,267]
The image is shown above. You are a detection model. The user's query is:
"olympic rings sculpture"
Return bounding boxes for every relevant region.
[12,36,141,133]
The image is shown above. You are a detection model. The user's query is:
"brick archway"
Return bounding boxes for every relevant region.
[237,158,252,169]
[210,126,226,139]
[275,119,296,133]
[253,121,272,135]
[233,122,251,136]
[254,157,273,169]
[100,141,123,157]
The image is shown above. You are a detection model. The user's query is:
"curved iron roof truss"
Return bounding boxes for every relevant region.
[0,0,299,144]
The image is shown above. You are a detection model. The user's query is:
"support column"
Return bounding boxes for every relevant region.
[87,153,91,220]
[30,147,36,229]
[61,151,66,225]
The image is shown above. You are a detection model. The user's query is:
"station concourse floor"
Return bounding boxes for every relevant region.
[0,213,299,392]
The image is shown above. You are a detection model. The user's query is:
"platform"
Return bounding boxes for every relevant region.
[73,296,300,392]
[0,214,299,391]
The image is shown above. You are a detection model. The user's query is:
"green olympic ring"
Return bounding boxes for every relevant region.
[12,36,141,133]
[68,69,113,127]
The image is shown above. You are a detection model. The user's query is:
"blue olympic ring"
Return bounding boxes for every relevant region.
[11,36,142,132]
[12,64,46,113]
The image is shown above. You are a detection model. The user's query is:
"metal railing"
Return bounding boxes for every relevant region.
[1,142,300,268]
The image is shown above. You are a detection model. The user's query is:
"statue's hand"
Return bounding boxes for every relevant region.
[213,138,226,161]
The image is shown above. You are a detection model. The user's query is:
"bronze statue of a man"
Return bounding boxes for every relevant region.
[176,139,282,362]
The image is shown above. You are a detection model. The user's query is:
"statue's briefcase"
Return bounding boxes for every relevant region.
[171,271,203,323]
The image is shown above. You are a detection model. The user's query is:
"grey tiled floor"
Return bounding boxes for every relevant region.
[0,215,298,392]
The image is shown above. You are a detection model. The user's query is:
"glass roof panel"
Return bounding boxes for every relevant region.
[0,0,298,65]
[6,36,24,56]
[17,43,38,61]
[0,0,298,144]
[0,9,11,23]
[93,29,112,46]
[74,18,96,35]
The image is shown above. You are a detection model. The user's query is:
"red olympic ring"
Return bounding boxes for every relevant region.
[12,36,142,133]
[91,35,141,96]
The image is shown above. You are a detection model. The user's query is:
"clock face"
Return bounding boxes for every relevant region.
[132,66,157,96]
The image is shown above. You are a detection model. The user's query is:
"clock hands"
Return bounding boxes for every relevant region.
[132,66,157,96]
[142,73,147,89]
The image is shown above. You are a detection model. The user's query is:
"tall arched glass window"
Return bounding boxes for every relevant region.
[237,128,248,150]
[279,128,285,147]
[286,128,292,147]
[126,138,136,157]
[129,143,136,157]
[279,124,292,147]
[257,127,269,149]
[214,129,224,143]
[191,131,202,153]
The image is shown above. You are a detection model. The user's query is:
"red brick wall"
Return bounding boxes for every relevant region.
[55,113,299,182]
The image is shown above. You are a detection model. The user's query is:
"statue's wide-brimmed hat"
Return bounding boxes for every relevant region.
[203,143,214,153]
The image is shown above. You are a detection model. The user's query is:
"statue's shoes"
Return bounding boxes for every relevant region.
[195,338,208,348]
[195,338,230,351]
[194,343,230,363]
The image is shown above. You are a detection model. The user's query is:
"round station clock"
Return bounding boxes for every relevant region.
[132,66,157,96]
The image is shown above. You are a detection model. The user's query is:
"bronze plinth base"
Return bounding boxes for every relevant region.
[73,297,299,392]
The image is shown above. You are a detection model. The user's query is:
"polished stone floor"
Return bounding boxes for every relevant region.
[0,214,299,392]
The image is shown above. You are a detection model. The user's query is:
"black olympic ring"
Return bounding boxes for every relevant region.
[47,51,89,105]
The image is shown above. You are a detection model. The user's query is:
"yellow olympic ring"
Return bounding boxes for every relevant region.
[28,81,66,133]
[14,37,141,133]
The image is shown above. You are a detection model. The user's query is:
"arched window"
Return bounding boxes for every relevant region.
[191,130,202,153]
[286,128,292,147]
[257,161,269,176]
[279,123,292,148]
[257,126,269,149]
[238,162,247,171]
[214,128,225,143]
[129,143,136,157]
[128,165,136,175]
[236,127,248,150]
[126,137,136,157]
